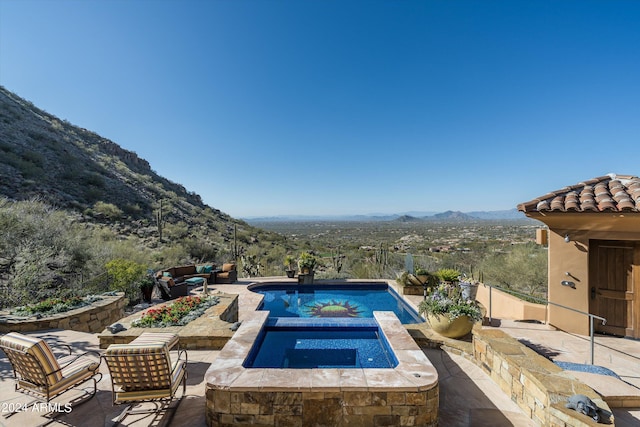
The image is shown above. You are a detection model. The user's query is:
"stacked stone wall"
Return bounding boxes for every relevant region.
[473,329,612,426]
[206,388,439,427]
[0,293,126,333]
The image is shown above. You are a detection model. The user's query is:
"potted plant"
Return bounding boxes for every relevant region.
[414,268,438,296]
[297,252,317,275]
[435,268,461,284]
[284,255,296,278]
[138,276,156,303]
[297,252,317,284]
[418,283,483,339]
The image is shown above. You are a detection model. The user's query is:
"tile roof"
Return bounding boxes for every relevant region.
[517,174,640,214]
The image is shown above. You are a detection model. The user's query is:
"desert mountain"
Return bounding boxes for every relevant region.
[0,86,280,252]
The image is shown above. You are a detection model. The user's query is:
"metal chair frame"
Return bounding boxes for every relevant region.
[0,334,102,421]
[101,343,187,426]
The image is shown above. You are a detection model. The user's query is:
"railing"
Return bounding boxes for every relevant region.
[484,283,606,365]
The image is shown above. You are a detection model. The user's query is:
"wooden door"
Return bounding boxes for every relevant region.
[589,240,639,337]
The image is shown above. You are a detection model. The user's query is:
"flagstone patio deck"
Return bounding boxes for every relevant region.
[0,278,639,426]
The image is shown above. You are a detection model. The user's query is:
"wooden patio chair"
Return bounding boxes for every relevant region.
[0,332,102,418]
[101,341,187,425]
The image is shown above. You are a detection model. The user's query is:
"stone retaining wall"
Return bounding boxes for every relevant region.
[98,293,238,350]
[473,329,612,426]
[208,389,439,427]
[0,293,127,334]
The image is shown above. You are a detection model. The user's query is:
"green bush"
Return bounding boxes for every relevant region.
[435,268,461,283]
[105,259,147,302]
[93,201,123,220]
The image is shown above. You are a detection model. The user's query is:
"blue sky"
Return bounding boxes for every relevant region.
[1,1,639,218]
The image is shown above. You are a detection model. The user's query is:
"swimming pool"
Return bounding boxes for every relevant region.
[249,282,423,324]
[243,318,398,368]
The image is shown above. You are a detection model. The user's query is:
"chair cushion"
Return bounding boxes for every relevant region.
[173,265,196,277]
[49,355,100,395]
[222,263,236,272]
[185,277,205,286]
[0,332,62,386]
[130,332,179,350]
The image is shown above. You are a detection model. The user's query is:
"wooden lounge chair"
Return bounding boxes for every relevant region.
[101,341,187,425]
[0,332,102,418]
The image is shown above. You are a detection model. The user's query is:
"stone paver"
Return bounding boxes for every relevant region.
[487,319,640,426]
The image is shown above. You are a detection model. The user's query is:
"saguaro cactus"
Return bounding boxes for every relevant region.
[156,199,164,242]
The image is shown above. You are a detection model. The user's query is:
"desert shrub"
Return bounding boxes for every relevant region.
[23,150,45,166]
[153,244,190,268]
[0,198,100,307]
[164,221,189,240]
[185,239,218,262]
[479,243,547,298]
[105,258,147,301]
[93,201,123,220]
[84,172,105,188]
[83,187,103,202]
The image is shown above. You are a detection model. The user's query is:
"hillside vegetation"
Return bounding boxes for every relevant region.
[0,87,292,306]
[0,86,547,308]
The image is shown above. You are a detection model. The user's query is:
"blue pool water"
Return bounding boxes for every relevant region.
[250,282,422,324]
[244,318,398,369]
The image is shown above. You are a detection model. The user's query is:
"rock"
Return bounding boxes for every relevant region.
[107,323,126,334]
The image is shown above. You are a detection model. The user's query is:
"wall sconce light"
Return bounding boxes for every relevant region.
[561,280,576,288]
[564,234,570,243]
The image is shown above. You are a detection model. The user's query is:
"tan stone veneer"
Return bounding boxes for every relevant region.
[473,328,614,426]
[98,293,239,349]
[205,311,439,427]
[0,292,126,333]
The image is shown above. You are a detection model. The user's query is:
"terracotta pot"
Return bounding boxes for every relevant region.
[426,313,474,339]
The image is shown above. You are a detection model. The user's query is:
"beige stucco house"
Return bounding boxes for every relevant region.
[518,174,640,338]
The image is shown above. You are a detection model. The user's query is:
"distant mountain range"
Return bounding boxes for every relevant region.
[244,209,529,223]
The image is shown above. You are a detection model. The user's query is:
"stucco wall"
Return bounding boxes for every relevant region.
[530,214,640,336]
[547,229,591,335]
[476,285,546,322]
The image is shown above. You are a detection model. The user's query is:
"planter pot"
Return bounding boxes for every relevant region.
[426,313,474,339]
[141,287,153,303]
[402,285,424,296]
[299,272,314,285]
[285,270,296,278]
[460,282,479,300]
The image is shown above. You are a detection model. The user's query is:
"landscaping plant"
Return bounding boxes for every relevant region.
[131,295,220,328]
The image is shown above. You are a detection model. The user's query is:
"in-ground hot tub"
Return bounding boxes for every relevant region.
[244,318,398,369]
[205,310,439,426]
